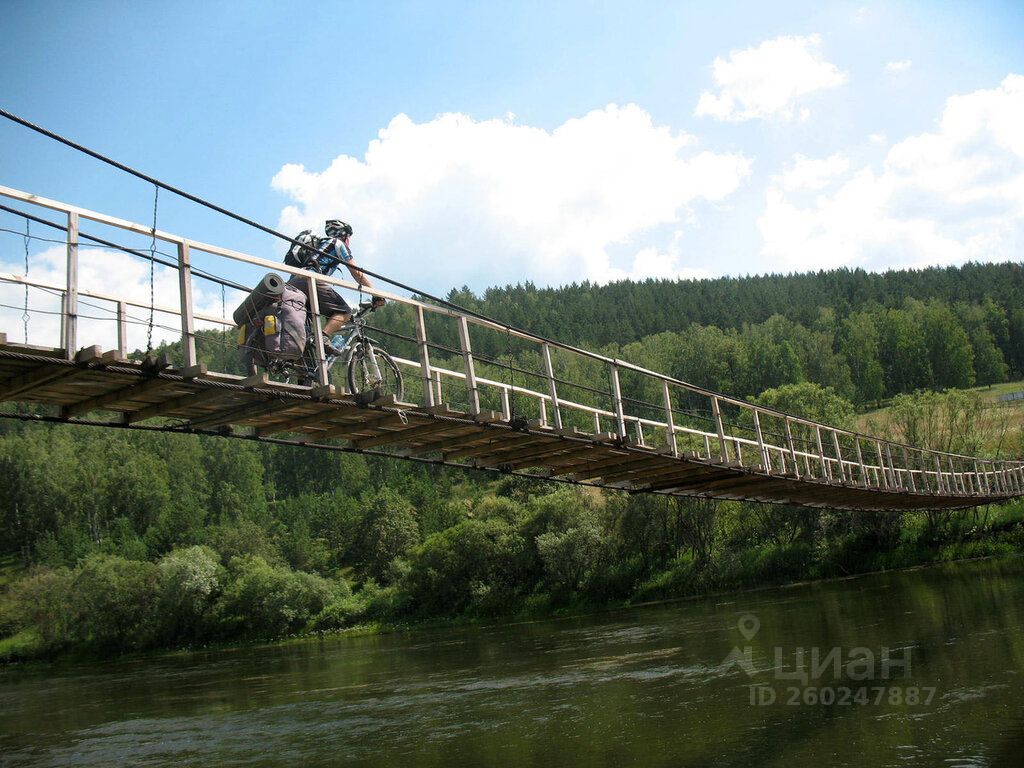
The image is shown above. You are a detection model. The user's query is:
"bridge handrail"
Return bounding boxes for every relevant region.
[2,183,1021,494]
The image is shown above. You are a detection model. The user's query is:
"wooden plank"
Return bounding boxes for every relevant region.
[63,375,179,418]
[444,434,552,462]
[462,435,567,465]
[497,443,602,471]
[255,407,350,436]
[600,458,700,485]
[127,386,237,423]
[316,412,412,441]
[353,419,466,450]
[539,446,627,474]
[479,441,590,469]
[187,398,302,430]
[0,346,104,400]
[570,455,664,481]
[402,426,492,456]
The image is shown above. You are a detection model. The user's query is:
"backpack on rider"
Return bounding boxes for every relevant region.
[284,229,323,270]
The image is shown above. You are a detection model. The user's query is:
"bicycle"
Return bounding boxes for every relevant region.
[265,299,404,401]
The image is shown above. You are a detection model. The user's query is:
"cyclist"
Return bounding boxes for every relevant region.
[287,219,385,356]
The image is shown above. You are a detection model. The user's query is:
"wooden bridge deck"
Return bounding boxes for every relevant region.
[0,338,1013,512]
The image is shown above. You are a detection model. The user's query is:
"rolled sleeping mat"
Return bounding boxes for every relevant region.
[232,272,287,326]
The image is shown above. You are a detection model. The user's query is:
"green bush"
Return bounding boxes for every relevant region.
[214,556,343,639]
[63,555,161,651]
[156,546,224,644]
[405,519,526,617]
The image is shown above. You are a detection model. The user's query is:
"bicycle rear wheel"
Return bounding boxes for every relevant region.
[346,341,404,401]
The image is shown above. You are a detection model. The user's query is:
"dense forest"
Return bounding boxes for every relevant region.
[2,261,1024,661]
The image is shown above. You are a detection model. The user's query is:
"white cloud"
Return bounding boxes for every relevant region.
[885,59,912,72]
[272,105,751,291]
[694,34,847,122]
[775,153,850,190]
[869,132,887,145]
[757,74,1024,273]
[0,247,227,353]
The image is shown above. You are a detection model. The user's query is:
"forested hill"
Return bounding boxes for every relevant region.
[443,261,1024,347]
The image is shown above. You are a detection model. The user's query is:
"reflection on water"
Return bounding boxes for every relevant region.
[2,557,1024,767]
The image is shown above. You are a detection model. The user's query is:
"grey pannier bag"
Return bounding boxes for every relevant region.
[237,280,308,370]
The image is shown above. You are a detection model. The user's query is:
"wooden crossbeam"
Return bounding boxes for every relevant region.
[600,458,697,485]
[353,419,466,450]
[479,441,585,469]
[317,412,412,441]
[542,447,635,474]
[0,346,104,401]
[63,376,178,418]
[127,386,237,424]
[466,436,567,465]
[187,398,303,430]
[569,455,665,481]
[402,427,494,456]
[442,432,543,462]
[497,443,602,471]
[254,407,342,436]
[643,465,729,492]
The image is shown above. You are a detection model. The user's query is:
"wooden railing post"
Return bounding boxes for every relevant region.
[63,212,78,358]
[875,441,889,489]
[831,430,846,483]
[415,305,435,408]
[753,409,770,474]
[542,343,562,430]
[458,316,480,415]
[306,275,329,388]
[177,241,196,369]
[784,417,799,477]
[662,380,678,457]
[610,364,627,440]
[901,447,916,492]
[711,396,728,462]
[886,444,901,489]
[815,426,829,480]
[854,438,867,487]
[117,300,128,359]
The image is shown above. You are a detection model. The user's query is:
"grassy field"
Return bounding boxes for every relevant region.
[853,379,1024,454]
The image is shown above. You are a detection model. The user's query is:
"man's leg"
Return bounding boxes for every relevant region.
[323,312,351,337]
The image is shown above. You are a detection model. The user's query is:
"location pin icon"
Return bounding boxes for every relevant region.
[738,614,760,641]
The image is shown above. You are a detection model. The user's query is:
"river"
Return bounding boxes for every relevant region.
[2,556,1023,767]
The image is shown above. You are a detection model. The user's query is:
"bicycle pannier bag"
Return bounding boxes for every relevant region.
[239,283,308,369]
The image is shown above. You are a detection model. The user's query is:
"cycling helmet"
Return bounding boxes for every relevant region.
[325,219,353,239]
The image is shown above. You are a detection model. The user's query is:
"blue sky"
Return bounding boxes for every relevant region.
[2,0,1023,306]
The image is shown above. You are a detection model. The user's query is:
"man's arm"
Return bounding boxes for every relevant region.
[344,258,373,290]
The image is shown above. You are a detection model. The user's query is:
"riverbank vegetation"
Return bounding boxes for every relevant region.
[3,262,1024,661]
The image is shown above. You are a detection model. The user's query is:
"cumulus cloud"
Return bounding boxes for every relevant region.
[0,246,227,353]
[694,34,847,122]
[775,153,850,191]
[271,105,751,291]
[757,74,1024,273]
[885,59,912,72]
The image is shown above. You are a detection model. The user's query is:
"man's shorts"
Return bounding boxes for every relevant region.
[288,275,351,318]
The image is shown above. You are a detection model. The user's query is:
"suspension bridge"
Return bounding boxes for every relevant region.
[0,182,1022,512]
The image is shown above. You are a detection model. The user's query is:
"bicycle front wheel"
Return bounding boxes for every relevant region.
[346,342,404,402]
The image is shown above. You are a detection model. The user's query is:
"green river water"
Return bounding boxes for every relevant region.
[2,556,1023,767]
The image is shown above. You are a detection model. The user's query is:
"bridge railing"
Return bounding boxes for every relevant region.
[1,183,1022,499]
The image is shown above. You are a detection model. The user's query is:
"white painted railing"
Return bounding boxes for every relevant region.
[1,183,1022,500]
